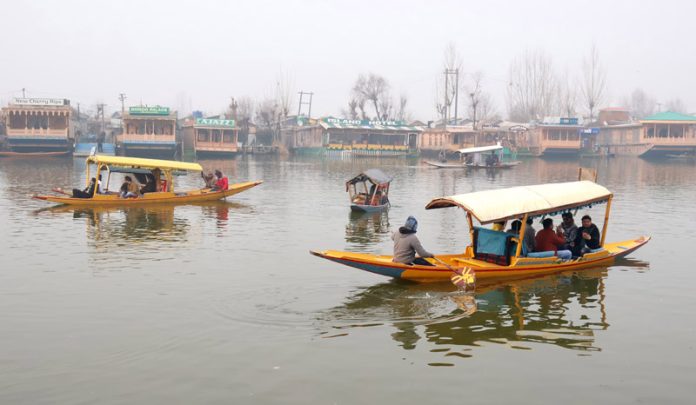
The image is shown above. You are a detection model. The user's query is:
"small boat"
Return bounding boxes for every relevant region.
[312,180,650,282]
[666,153,696,161]
[0,150,71,158]
[346,169,392,212]
[424,143,521,169]
[33,155,262,206]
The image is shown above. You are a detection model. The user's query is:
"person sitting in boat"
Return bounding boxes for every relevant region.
[523,218,536,253]
[556,212,578,250]
[210,170,229,192]
[572,215,601,256]
[506,220,522,235]
[140,176,157,194]
[120,176,140,198]
[201,171,216,188]
[71,178,97,199]
[492,221,505,231]
[392,216,434,266]
[535,218,572,260]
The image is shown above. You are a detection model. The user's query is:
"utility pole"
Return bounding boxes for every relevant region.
[118,93,126,132]
[297,91,314,118]
[443,69,459,126]
[21,88,26,98]
[97,103,106,134]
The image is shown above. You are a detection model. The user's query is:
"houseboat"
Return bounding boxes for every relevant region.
[117,106,177,158]
[638,112,696,158]
[536,118,584,156]
[0,98,73,153]
[285,117,421,157]
[182,117,238,158]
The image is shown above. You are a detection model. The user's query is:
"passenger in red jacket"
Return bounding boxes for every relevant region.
[211,170,229,192]
[535,218,572,260]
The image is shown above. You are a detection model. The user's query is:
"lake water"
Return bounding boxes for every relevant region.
[0,155,694,404]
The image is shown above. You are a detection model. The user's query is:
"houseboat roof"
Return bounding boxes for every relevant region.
[86,155,202,172]
[640,111,696,123]
[425,180,612,224]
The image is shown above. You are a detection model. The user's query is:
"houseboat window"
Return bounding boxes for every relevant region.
[223,130,234,143]
[138,122,147,134]
[9,112,24,128]
[646,127,654,138]
[198,129,210,142]
[658,126,668,137]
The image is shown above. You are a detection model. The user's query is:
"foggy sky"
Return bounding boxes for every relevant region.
[2,0,694,119]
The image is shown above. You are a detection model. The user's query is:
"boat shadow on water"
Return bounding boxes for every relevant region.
[316,265,649,362]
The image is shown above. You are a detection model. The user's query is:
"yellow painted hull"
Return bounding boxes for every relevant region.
[33,181,262,206]
[311,236,650,283]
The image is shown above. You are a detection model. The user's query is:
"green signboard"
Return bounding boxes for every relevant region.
[129,106,170,115]
[195,118,235,128]
[322,117,406,127]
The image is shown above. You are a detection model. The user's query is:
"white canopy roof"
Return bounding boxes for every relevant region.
[457,143,503,154]
[425,181,612,224]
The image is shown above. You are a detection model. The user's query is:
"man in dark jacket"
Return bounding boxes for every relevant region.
[573,215,601,256]
[392,216,434,266]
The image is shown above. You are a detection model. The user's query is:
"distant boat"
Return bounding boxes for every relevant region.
[423,143,521,169]
[0,150,71,158]
[346,169,392,212]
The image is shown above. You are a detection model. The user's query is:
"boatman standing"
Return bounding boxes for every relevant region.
[392,216,434,266]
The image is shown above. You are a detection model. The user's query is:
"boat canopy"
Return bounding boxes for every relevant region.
[457,143,503,154]
[346,169,392,187]
[86,155,202,172]
[425,180,612,224]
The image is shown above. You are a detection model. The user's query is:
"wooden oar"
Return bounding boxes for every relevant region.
[433,257,476,291]
[51,187,73,197]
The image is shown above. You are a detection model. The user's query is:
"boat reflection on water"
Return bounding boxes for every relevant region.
[318,264,648,360]
[345,210,390,250]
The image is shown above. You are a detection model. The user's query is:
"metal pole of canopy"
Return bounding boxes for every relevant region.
[514,213,529,258]
[600,196,612,247]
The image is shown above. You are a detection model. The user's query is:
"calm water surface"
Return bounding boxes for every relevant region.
[0,155,694,404]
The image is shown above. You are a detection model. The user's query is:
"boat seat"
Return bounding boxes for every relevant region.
[527,251,555,258]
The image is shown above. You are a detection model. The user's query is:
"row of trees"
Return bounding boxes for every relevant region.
[344,73,410,121]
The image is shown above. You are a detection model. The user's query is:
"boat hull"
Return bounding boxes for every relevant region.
[350,203,389,212]
[0,150,71,158]
[311,236,650,283]
[33,181,262,206]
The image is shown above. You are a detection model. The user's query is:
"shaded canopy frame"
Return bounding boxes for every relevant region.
[345,169,392,191]
[86,155,202,172]
[424,181,612,225]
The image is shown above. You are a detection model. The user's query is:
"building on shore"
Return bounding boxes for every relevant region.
[283,117,422,156]
[0,97,73,153]
[117,106,177,158]
[596,108,648,156]
[534,118,591,157]
[181,117,239,158]
[418,125,477,157]
[638,111,696,158]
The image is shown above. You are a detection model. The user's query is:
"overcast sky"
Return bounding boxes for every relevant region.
[1,0,693,119]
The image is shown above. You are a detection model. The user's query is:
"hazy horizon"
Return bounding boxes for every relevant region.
[2,0,694,120]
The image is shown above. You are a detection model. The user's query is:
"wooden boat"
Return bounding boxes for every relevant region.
[424,143,521,169]
[346,169,392,212]
[33,155,262,206]
[0,150,71,158]
[312,180,650,282]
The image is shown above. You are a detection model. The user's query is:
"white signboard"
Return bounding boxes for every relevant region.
[13,97,67,106]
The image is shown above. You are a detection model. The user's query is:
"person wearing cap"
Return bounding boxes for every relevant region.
[392,216,434,266]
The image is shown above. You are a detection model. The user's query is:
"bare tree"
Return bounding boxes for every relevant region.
[466,72,484,129]
[255,98,280,137]
[506,49,558,122]
[435,43,463,123]
[396,94,409,121]
[665,98,687,113]
[236,96,255,137]
[580,44,607,122]
[352,73,390,119]
[558,71,577,117]
[275,69,294,119]
[624,88,656,119]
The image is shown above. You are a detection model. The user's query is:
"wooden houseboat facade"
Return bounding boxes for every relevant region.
[118,106,177,158]
[1,98,73,153]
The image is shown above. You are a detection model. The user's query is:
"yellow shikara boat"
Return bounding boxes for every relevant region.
[33,155,262,206]
[311,180,650,282]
